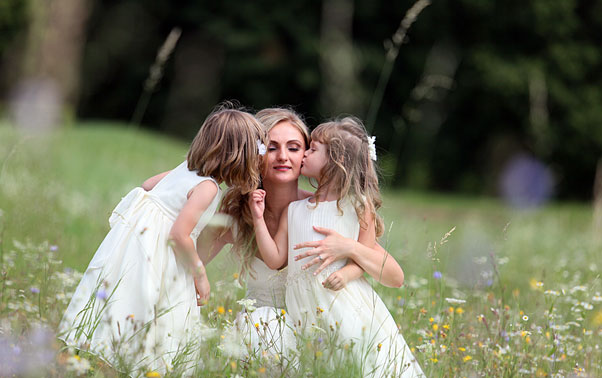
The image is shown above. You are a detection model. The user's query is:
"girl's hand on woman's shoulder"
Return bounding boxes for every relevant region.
[294,226,356,275]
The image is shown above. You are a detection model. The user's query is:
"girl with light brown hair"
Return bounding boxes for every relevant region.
[59,104,265,375]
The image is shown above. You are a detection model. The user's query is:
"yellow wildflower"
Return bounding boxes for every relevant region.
[377,343,382,352]
[230,361,237,370]
[448,306,454,314]
[233,273,239,279]
[217,306,225,315]
[281,309,286,315]
[430,358,438,363]
[315,351,323,358]
[429,317,434,323]
[254,323,259,329]
[443,324,450,330]
[463,355,472,362]
[258,367,266,374]
[146,372,161,378]
[459,347,466,352]
[433,324,439,331]
[456,307,464,315]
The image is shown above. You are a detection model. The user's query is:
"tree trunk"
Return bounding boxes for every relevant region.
[14,0,89,129]
[319,0,361,115]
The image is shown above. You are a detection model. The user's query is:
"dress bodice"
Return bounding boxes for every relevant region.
[149,161,221,239]
[245,257,287,308]
[287,198,360,282]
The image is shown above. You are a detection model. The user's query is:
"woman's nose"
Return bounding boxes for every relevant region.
[277,147,287,160]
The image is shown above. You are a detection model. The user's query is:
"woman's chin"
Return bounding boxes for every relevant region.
[263,171,300,184]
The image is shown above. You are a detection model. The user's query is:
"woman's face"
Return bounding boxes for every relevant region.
[262,121,306,185]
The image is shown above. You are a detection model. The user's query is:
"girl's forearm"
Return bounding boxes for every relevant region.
[172,236,206,277]
[253,219,285,269]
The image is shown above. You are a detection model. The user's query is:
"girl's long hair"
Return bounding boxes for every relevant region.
[310,117,384,237]
[220,107,309,277]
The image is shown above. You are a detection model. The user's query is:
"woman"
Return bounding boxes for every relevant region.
[198,108,405,360]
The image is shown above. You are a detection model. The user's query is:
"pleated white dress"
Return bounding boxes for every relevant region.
[59,161,220,374]
[233,258,296,359]
[286,198,424,378]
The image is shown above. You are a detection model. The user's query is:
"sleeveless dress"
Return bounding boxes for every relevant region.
[231,257,296,360]
[286,198,424,378]
[58,161,221,374]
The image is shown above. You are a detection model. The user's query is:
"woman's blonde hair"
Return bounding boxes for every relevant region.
[187,103,265,195]
[311,116,384,237]
[220,107,309,278]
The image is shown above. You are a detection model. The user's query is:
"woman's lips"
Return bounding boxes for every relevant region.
[273,165,291,171]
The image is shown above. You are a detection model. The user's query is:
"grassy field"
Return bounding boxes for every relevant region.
[1,122,600,377]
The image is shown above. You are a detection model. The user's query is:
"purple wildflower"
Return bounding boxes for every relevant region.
[49,245,58,252]
[433,271,442,280]
[30,287,40,294]
[96,289,107,300]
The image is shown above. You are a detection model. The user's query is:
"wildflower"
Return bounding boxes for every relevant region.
[258,367,266,373]
[316,307,324,314]
[443,324,450,330]
[237,298,257,312]
[315,351,323,358]
[593,311,602,326]
[281,309,286,315]
[592,295,602,303]
[126,314,134,321]
[95,289,107,300]
[146,372,161,378]
[580,302,593,310]
[433,271,442,280]
[429,317,434,323]
[230,361,237,371]
[50,245,59,252]
[459,347,466,352]
[254,323,259,329]
[317,337,323,343]
[217,306,225,315]
[456,307,464,315]
[463,355,472,362]
[30,287,40,294]
[544,290,560,296]
[228,309,232,313]
[377,343,382,351]
[522,315,529,321]
[432,324,439,331]
[445,298,466,305]
[232,273,239,279]
[430,358,438,363]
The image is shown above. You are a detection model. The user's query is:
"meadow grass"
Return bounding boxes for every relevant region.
[0,122,600,377]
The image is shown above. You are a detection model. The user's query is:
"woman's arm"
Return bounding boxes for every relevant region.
[249,190,288,269]
[294,225,404,288]
[142,171,170,191]
[196,224,233,266]
[169,180,219,305]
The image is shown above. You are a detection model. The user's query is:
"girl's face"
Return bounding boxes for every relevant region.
[301,140,328,179]
[263,121,306,184]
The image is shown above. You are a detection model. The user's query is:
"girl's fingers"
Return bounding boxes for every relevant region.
[302,257,321,270]
[312,226,333,235]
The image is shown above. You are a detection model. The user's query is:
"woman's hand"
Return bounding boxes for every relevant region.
[194,274,211,306]
[294,226,356,275]
[248,189,266,220]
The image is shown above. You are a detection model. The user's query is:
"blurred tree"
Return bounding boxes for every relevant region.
[2,0,601,199]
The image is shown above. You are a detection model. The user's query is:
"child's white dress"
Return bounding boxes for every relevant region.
[59,161,220,374]
[286,198,424,378]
